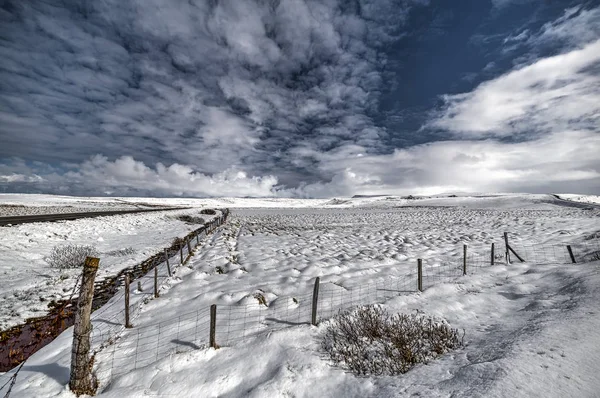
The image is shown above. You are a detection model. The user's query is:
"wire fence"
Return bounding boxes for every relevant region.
[1,229,599,396]
[0,210,229,397]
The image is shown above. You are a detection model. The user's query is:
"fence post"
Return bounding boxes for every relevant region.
[196,233,199,245]
[463,244,467,276]
[504,232,511,264]
[491,243,495,265]
[567,245,576,264]
[187,238,192,257]
[154,265,159,298]
[165,249,171,277]
[209,304,218,349]
[69,256,99,396]
[125,275,132,328]
[504,232,525,263]
[180,243,184,264]
[311,277,320,326]
[417,259,423,292]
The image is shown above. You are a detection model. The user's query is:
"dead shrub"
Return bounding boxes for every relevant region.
[177,215,206,224]
[46,244,99,269]
[105,247,136,257]
[321,305,463,376]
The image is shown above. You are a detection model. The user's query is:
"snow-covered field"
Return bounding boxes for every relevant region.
[1,193,599,397]
[0,205,219,330]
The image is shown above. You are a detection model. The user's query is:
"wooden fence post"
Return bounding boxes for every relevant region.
[165,249,171,277]
[463,244,467,276]
[567,245,576,264]
[69,257,99,396]
[180,243,184,264]
[491,243,495,266]
[417,259,423,292]
[504,232,511,264]
[125,275,132,328]
[154,266,159,298]
[209,304,218,349]
[504,232,525,263]
[196,234,199,245]
[187,238,192,256]
[311,277,320,326]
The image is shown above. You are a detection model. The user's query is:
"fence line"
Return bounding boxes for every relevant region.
[0,209,229,397]
[91,236,599,388]
[1,229,598,395]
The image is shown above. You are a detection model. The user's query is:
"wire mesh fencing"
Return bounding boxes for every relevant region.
[2,228,598,397]
[0,210,229,398]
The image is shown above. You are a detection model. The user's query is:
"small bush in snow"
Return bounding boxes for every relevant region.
[177,215,206,224]
[46,244,99,269]
[321,305,463,376]
[105,247,136,257]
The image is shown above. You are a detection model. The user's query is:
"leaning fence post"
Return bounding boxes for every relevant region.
[463,244,467,276]
[417,259,423,292]
[164,248,171,277]
[567,245,576,264]
[154,266,159,298]
[69,256,99,396]
[209,304,218,349]
[125,275,132,328]
[491,243,495,265]
[504,232,525,263]
[311,277,320,326]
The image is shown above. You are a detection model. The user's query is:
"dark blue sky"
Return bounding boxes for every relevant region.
[0,0,599,197]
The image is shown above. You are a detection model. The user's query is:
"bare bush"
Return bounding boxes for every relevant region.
[177,215,206,224]
[46,244,99,269]
[321,305,463,376]
[105,247,136,257]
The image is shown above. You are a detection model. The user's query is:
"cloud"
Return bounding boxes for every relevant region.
[0,0,420,189]
[0,156,279,197]
[1,1,599,198]
[429,39,600,137]
[3,126,599,197]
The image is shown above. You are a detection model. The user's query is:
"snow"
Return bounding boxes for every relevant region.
[0,205,219,330]
[556,193,600,206]
[1,193,599,397]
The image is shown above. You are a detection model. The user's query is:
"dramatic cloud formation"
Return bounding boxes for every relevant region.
[1,1,599,197]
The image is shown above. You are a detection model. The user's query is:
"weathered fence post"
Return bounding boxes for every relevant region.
[187,238,192,256]
[567,245,576,264]
[504,232,525,263]
[311,277,320,326]
[180,243,184,264]
[491,243,495,265]
[196,233,199,245]
[417,259,423,292]
[209,304,218,349]
[69,257,99,396]
[154,266,159,298]
[463,244,467,276]
[504,232,511,264]
[125,275,132,328]
[164,248,171,277]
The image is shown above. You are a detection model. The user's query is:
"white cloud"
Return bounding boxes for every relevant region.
[430,39,600,137]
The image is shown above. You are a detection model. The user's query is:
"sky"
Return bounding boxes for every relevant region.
[0,0,599,198]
